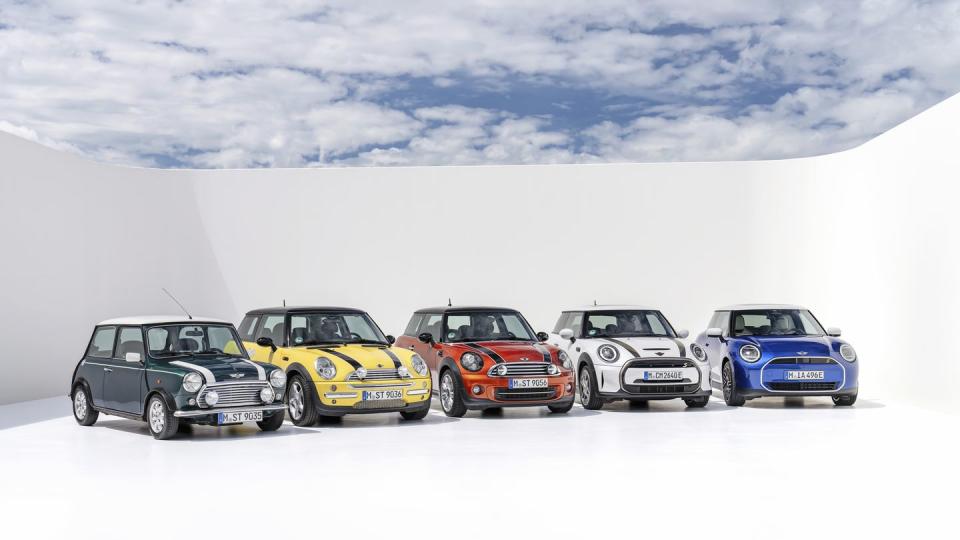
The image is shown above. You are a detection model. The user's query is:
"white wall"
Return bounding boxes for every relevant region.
[2,95,958,407]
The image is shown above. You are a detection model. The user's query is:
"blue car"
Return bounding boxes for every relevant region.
[692,304,858,406]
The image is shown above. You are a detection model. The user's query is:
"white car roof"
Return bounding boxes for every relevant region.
[97,315,230,326]
[717,304,807,311]
[565,305,657,312]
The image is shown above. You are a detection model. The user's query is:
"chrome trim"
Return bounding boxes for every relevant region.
[486,362,554,377]
[83,361,144,371]
[406,389,430,395]
[198,380,271,408]
[617,357,702,393]
[324,392,359,398]
[347,368,408,381]
[347,382,413,389]
[759,356,845,393]
[174,404,285,417]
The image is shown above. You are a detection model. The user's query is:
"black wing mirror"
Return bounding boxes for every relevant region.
[536,331,549,342]
[385,335,396,345]
[418,332,434,344]
[256,336,277,351]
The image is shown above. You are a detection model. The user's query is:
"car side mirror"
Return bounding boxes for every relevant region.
[706,327,723,338]
[676,329,689,339]
[256,336,277,351]
[536,331,549,342]
[558,328,575,342]
[826,327,842,337]
[418,332,434,344]
[124,352,142,363]
[385,335,396,345]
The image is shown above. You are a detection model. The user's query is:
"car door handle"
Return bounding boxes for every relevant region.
[103,368,113,372]
[408,346,415,350]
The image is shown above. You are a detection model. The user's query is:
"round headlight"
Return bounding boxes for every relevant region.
[182,372,203,393]
[494,363,508,376]
[461,352,483,372]
[269,369,287,388]
[558,350,571,369]
[411,354,428,376]
[598,344,619,363]
[315,357,337,379]
[739,344,761,362]
[547,364,560,376]
[260,386,275,403]
[354,367,368,380]
[397,366,411,378]
[839,344,857,362]
[691,344,706,362]
[204,390,219,407]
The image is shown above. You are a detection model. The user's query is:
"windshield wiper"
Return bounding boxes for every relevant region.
[194,348,224,355]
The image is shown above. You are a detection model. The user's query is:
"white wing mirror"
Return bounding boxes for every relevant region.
[676,329,689,339]
[826,327,842,337]
[706,327,723,338]
[125,352,142,363]
[559,328,574,340]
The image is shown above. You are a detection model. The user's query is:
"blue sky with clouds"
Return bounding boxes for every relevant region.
[1,0,959,168]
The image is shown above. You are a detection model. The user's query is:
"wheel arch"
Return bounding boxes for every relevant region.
[142,388,177,420]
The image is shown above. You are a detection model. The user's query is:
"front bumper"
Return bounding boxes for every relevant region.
[458,371,575,409]
[173,404,287,423]
[735,356,859,398]
[595,357,711,400]
[311,378,432,416]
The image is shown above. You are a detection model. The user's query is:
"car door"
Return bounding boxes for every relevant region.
[248,314,285,364]
[103,326,147,413]
[395,313,424,353]
[549,312,582,358]
[84,326,117,407]
[703,311,730,385]
[412,313,443,386]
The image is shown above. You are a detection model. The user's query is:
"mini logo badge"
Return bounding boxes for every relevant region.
[520,357,529,362]
[797,351,808,356]
[229,373,245,378]
[655,352,665,356]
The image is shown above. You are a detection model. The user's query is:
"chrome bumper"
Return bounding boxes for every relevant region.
[174,404,286,417]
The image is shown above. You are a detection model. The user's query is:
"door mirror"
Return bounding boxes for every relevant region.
[418,332,434,344]
[256,336,277,351]
[676,329,689,339]
[558,328,575,341]
[706,327,723,338]
[536,331,549,342]
[124,352,142,363]
[385,335,396,345]
[826,327,842,337]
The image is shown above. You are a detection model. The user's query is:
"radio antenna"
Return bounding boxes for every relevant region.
[593,299,597,306]
[283,298,286,307]
[162,288,192,319]
[448,297,452,307]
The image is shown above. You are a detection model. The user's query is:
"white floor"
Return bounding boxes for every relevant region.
[1,394,955,539]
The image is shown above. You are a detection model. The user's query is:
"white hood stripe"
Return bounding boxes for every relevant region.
[170,361,216,385]
[241,359,266,380]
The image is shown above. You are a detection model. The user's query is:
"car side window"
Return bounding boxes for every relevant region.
[717,311,731,335]
[404,314,424,336]
[553,313,569,333]
[567,312,583,337]
[86,327,117,358]
[115,327,145,359]
[238,316,259,341]
[417,314,442,339]
[257,315,285,345]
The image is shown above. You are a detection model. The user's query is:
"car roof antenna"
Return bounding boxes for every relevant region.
[448,298,452,307]
[161,288,192,320]
[283,298,286,307]
[594,299,597,306]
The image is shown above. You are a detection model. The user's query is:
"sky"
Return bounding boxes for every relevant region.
[1,0,959,168]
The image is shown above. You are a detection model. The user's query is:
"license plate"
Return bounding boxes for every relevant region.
[508,378,549,389]
[643,370,683,381]
[785,370,825,380]
[217,410,263,424]
[362,389,403,400]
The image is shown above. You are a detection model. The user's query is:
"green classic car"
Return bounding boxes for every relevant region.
[70,316,288,439]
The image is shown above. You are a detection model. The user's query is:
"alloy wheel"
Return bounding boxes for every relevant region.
[148,399,165,433]
[440,373,455,412]
[288,381,304,420]
[73,389,87,419]
[579,369,591,403]
[722,364,733,402]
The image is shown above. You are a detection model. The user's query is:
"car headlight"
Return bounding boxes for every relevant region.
[315,357,336,379]
[182,372,203,393]
[269,369,287,388]
[461,352,483,372]
[739,344,761,362]
[411,354,428,376]
[558,350,571,369]
[547,364,560,376]
[691,344,706,362]
[260,386,275,403]
[597,344,619,363]
[839,344,857,362]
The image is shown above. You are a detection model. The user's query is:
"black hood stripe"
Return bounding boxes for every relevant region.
[601,338,640,358]
[671,338,686,357]
[464,343,505,363]
[533,343,552,363]
[381,348,402,368]
[318,348,363,369]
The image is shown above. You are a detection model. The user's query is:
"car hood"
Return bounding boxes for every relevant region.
[740,336,834,357]
[167,355,266,384]
[452,341,555,363]
[307,344,410,371]
[591,336,688,358]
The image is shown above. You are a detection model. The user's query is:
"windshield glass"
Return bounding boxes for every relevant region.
[443,311,536,342]
[146,324,246,358]
[584,310,675,338]
[731,309,825,337]
[289,312,388,346]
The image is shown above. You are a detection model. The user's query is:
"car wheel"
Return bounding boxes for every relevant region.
[399,408,429,421]
[578,365,603,410]
[684,396,709,408]
[146,395,178,440]
[286,374,318,427]
[548,401,573,414]
[257,410,285,431]
[439,370,467,418]
[832,393,858,406]
[72,385,98,426]
[722,361,746,407]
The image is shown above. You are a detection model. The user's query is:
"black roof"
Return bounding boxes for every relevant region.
[414,306,519,314]
[245,306,366,316]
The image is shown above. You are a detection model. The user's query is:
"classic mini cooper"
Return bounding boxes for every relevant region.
[694,304,859,406]
[70,316,288,440]
[547,306,710,409]
[395,306,575,417]
[239,306,432,425]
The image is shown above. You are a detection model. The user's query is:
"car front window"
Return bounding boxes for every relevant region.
[583,311,675,338]
[146,324,246,358]
[288,312,388,346]
[731,310,825,337]
[443,312,536,342]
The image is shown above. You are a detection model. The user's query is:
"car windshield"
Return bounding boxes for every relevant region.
[731,309,825,337]
[583,310,676,338]
[289,312,388,346]
[146,324,246,358]
[443,311,536,342]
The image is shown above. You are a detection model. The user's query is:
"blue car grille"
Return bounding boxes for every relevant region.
[768,358,834,365]
[769,382,836,391]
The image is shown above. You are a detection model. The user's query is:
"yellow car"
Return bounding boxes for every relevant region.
[239,306,431,425]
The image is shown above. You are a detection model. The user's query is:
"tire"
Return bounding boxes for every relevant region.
[286,374,318,427]
[722,361,746,406]
[399,408,429,421]
[439,370,467,418]
[578,365,604,410]
[832,393,858,406]
[548,401,573,414]
[71,385,98,426]
[684,396,709,408]
[257,410,285,431]
[146,395,179,440]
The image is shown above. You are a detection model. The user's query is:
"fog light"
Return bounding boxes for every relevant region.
[331,385,337,391]
[260,387,275,403]
[472,385,482,395]
[188,398,196,406]
[205,390,219,407]
[566,383,573,392]
[547,364,560,376]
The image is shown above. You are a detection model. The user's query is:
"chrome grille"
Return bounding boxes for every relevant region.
[199,381,268,408]
[353,398,406,409]
[488,362,551,376]
[347,368,402,381]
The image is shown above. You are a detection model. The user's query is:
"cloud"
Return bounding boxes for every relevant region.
[0,1,958,167]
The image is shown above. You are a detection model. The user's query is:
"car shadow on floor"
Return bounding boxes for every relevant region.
[597,398,735,414]
[736,395,885,410]
[96,417,321,441]
[301,408,462,429]
[459,404,601,420]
